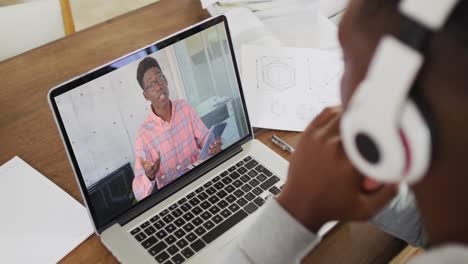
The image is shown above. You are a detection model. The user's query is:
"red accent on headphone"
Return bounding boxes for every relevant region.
[399,129,412,176]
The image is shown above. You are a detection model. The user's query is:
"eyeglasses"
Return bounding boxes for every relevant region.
[143,74,167,93]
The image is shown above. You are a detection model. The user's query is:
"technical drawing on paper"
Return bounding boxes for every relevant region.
[270,99,288,116]
[307,55,343,92]
[296,104,318,121]
[257,56,296,91]
[242,44,343,131]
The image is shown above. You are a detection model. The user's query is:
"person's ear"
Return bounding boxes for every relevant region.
[362,177,383,193]
[142,90,150,101]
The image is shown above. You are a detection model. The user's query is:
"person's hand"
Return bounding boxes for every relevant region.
[208,138,222,155]
[140,152,161,181]
[277,106,398,232]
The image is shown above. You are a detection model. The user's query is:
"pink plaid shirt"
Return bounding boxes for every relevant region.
[132,99,209,201]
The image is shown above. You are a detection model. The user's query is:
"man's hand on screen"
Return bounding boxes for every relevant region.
[208,138,222,155]
[141,152,161,181]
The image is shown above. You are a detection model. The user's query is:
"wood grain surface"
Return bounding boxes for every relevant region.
[0,0,406,262]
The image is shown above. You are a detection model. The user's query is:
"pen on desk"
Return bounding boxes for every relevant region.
[271,135,295,153]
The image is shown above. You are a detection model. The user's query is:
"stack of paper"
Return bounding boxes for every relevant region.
[203,1,347,131]
[224,7,281,73]
[203,0,349,19]
[0,157,94,263]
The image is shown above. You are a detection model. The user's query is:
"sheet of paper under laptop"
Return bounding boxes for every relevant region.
[0,156,93,263]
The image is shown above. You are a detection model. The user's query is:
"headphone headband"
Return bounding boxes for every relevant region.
[400,0,459,30]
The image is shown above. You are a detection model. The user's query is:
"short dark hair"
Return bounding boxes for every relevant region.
[136,57,162,90]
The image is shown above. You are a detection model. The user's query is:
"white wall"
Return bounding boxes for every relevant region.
[0,0,65,61]
[56,47,185,188]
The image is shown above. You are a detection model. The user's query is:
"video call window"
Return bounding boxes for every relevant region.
[55,22,249,226]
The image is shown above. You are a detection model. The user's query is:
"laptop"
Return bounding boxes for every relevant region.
[48,15,288,263]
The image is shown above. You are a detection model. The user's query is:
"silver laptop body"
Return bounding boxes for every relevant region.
[49,16,288,263]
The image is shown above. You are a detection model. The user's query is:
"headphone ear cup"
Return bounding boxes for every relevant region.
[340,99,431,184]
[399,99,432,184]
[341,103,407,183]
[340,36,433,184]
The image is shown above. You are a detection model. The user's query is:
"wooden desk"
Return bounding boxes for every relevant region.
[0,0,406,262]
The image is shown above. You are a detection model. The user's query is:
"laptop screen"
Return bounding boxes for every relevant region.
[49,16,251,231]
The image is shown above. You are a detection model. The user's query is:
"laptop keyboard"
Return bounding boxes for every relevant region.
[129,156,284,264]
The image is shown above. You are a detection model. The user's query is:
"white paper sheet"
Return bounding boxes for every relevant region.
[0,157,94,264]
[205,0,349,20]
[219,0,271,4]
[317,0,349,17]
[201,0,220,9]
[225,8,281,72]
[261,9,340,50]
[242,45,343,131]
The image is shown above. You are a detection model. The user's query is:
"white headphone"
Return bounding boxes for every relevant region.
[341,0,460,184]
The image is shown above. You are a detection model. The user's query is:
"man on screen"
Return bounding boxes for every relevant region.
[132,56,222,201]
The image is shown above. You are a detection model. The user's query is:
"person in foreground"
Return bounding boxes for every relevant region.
[223,0,468,263]
[132,57,222,201]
